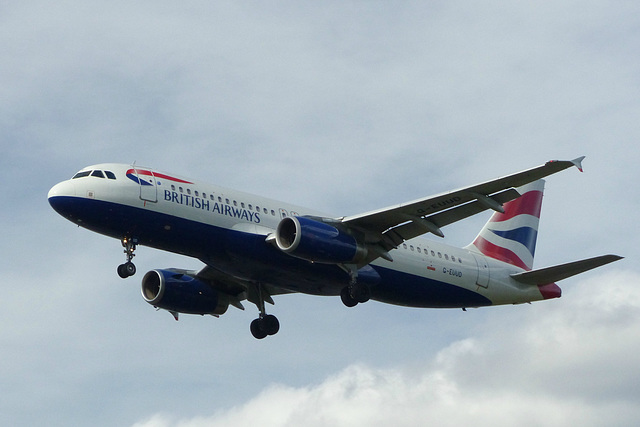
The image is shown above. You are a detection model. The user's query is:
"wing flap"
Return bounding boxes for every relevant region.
[510,254,623,285]
[195,264,294,311]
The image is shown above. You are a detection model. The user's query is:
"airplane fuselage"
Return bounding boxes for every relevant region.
[48,163,553,310]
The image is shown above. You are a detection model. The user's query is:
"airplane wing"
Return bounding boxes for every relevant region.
[510,254,623,285]
[341,157,585,249]
[195,263,294,311]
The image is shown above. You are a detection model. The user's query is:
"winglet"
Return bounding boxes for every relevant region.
[547,156,585,172]
[571,156,586,172]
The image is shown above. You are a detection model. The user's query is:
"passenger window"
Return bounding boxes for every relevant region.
[233,200,238,207]
[187,189,191,195]
[403,244,407,249]
[271,210,275,216]
[171,185,176,191]
[417,248,422,253]
[241,202,245,208]
[410,245,414,251]
[91,170,105,178]
[105,171,116,180]
[438,252,442,258]
[195,191,199,197]
[248,204,253,210]
[445,254,449,261]
[264,208,268,214]
[218,197,222,202]
[431,251,435,257]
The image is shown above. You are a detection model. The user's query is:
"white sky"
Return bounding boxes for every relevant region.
[1,1,638,426]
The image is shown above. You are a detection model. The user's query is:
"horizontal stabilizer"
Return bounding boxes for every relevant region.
[510,254,623,285]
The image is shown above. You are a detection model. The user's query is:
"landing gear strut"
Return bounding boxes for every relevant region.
[250,283,280,339]
[117,237,137,279]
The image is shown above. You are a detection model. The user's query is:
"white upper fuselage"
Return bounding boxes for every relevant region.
[48,163,550,307]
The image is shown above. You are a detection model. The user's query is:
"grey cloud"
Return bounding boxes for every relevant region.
[133,271,640,427]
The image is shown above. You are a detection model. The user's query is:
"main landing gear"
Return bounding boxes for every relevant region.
[339,265,371,308]
[117,237,137,279]
[250,314,280,340]
[340,282,371,307]
[250,284,280,339]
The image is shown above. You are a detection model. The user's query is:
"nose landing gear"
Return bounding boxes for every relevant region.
[117,237,137,278]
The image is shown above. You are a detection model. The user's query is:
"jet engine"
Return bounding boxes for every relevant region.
[275,216,367,264]
[141,269,229,316]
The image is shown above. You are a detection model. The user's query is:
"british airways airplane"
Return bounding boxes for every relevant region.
[48,158,621,339]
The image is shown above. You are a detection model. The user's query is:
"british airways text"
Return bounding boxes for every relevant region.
[164,190,261,223]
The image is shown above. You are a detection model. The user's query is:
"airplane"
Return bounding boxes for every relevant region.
[48,157,622,339]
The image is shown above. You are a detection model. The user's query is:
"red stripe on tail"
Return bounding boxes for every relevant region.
[472,236,530,270]
[490,190,543,222]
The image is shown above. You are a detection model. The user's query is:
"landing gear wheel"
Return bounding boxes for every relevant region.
[351,283,371,303]
[263,314,280,335]
[250,318,268,339]
[117,262,136,278]
[117,264,127,279]
[249,283,280,339]
[341,283,370,307]
[250,315,280,339]
[341,286,359,307]
[339,264,370,306]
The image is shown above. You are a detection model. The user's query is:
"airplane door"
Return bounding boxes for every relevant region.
[134,168,158,203]
[471,253,490,288]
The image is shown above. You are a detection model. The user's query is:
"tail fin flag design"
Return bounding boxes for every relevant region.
[467,180,545,271]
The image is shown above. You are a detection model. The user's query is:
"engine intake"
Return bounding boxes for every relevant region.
[141,269,229,316]
[275,216,367,264]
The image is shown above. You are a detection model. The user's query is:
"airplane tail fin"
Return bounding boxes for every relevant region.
[466,180,545,271]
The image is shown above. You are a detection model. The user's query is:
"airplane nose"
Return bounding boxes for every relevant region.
[48,180,75,199]
[48,180,77,216]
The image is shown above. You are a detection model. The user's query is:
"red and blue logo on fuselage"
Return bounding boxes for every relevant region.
[126,169,193,186]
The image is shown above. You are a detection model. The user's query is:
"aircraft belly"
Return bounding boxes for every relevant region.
[222,229,349,296]
[53,196,492,305]
[370,265,493,308]
[48,196,228,259]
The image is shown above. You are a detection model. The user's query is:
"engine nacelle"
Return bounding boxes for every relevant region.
[275,216,367,264]
[141,269,229,316]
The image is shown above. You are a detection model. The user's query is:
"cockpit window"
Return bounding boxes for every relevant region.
[105,171,116,180]
[91,170,105,178]
[72,171,91,179]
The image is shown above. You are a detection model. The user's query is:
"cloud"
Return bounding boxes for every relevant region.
[131,269,640,427]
